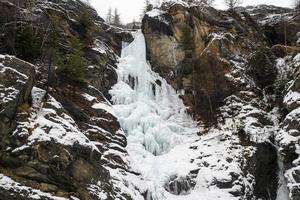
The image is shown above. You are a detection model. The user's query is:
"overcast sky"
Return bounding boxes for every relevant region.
[90,0,295,24]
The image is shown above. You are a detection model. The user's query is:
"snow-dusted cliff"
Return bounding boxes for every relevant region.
[0,0,300,200]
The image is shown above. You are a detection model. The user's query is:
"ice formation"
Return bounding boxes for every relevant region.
[109,31,201,198]
[110,31,198,156]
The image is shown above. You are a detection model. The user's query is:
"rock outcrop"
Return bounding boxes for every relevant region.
[0,0,139,199]
[142,2,268,123]
[275,54,300,200]
[0,55,35,136]
[1,0,300,200]
[142,2,300,200]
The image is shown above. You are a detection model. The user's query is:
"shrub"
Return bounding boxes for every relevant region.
[15,25,41,61]
[78,9,93,30]
[57,37,87,85]
[246,48,277,89]
[18,103,31,113]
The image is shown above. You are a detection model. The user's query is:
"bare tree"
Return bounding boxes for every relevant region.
[224,0,242,11]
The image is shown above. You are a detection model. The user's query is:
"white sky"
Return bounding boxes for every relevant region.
[90,0,295,24]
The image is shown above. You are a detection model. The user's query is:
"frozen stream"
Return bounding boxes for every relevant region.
[109,31,200,199]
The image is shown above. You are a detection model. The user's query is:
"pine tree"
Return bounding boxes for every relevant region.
[78,9,93,29]
[113,8,121,26]
[58,37,86,85]
[106,7,113,24]
[141,0,153,19]
[15,25,41,61]
[144,0,153,13]
[224,0,242,11]
[145,0,153,12]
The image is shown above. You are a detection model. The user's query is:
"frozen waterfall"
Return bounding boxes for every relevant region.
[110,31,198,156]
[109,31,199,199]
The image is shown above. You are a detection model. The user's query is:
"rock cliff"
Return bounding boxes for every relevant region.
[0,0,136,199]
[142,1,300,199]
[0,0,300,200]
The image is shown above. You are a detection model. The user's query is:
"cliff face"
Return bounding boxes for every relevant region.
[142,2,270,124]
[0,0,136,199]
[142,1,300,200]
[1,0,300,200]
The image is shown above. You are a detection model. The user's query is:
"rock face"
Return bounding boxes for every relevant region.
[0,55,35,135]
[0,0,138,199]
[1,0,300,200]
[142,2,268,123]
[242,5,300,47]
[142,1,300,200]
[276,54,300,200]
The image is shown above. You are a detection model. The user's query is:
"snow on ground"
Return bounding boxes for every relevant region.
[146,9,166,17]
[0,56,29,105]
[275,53,300,199]
[284,90,300,107]
[13,87,99,153]
[109,31,241,200]
[92,102,116,116]
[93,39,108,55]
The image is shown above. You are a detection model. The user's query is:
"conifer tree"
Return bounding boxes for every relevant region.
[106,7,113,23]
[113,8,121,26]
[58,37,86,85]
[141,0,153,19]
[144,0,153,13]
[15,25,41,61]
[224,0,242,11]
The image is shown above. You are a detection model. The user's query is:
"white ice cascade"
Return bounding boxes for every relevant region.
[109,31,199,199]
[110,31,198,156]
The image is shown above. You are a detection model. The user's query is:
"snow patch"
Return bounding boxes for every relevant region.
[0,174,67,200]
[146,9,165,17]
[283,90,300,107]
[92,102,116,116]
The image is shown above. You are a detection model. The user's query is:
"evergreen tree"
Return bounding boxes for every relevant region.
[145,0,154,13]
[15,25,41,61]
[113,8,121,25]
[58,37,86,85]
[106,7,113,23]
[78,9,93,29]
[141,0,153,18]
[224,0,242,11]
